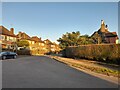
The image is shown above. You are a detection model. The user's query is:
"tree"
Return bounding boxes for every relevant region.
[79,34,93,45]
[57,31,93,49]
[91,33,102,44]
[57,31,81,49]
[16,40,29,48]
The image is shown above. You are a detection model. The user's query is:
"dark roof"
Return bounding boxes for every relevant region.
[91,31,97,37]
[44,39,51,42]
[17,32,31,39]
[105,32,117,37]
[31,36,44,43]
[91,29,118,38]
[91,20,119,40]
[111,32,117,35]
[0,26,17,37]
[44,39,52,44]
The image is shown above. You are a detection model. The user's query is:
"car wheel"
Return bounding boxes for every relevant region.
[13,55,17,59]
[2,56,6,60]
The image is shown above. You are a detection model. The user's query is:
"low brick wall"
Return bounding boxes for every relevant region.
[63,44,120,64]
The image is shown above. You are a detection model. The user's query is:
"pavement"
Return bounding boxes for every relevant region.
[47,55,119,84]
[2,56,119,88]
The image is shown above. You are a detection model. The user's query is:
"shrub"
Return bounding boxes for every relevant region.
[31,49,47,55]
[17,50,31,55]
[64,44,120,65]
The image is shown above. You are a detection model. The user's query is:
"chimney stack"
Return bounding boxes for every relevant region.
[101,20,106,32]
[39,37,42,40]
[101,20,104,25]
[10,28,14,34]
[18,32,22,38]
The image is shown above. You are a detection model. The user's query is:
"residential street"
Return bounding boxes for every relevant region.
[2,56,118,88]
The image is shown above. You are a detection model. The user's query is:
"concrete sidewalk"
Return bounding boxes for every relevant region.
[46,55,119,84]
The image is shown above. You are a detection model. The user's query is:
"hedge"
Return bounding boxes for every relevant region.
[31,49,47,55]
[2,48,54,55]
[63,44,120,64]
[16,50,31,55]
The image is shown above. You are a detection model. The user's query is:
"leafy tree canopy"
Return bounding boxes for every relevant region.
[57,31,93,49]
[16,40,29,47]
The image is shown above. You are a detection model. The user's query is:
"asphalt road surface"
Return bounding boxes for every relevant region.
[2,56,118,88]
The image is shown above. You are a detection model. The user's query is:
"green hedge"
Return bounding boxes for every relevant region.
[64,44,120,64]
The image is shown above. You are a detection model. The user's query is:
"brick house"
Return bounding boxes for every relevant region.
[17,31,33,50]
[91,20,119,44]
[0,26,18,50]
[1,26,60,54]
[104,32,119,43]
[17,32,47,55]
[31,36,47,54]
[44,39,60,53]
[44,39,53,52]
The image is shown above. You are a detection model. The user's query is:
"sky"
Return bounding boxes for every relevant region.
[1,2,119,43]
[1,0,120,2]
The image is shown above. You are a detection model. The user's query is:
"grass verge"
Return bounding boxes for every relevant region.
[48,55,119,78]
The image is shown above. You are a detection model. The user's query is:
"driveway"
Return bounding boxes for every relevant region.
[2,56,118,88]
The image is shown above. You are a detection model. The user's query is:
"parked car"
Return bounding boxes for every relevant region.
[0,51,18,60]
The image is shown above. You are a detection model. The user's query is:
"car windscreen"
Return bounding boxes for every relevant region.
[0,52,7,55]
[9,52,16,54]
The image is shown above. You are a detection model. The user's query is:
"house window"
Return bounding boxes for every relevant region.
[13,37,16,42]
[116,39,119,44]
[32,41,34,44]
[10,37,13,41]
[28,41,31,44]
[1,35,5,40]
[41,43,44,46]
[7,36,9,41]
[51,48,55,51]
[7,36,14,41]
[51,45,55,47]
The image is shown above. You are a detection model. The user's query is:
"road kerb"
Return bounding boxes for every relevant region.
[46,55,119,85]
